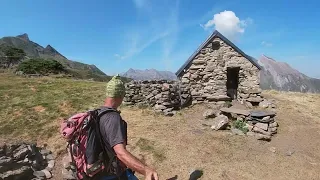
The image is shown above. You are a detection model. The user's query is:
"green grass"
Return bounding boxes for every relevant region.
[0,72,107,140]
[232,119,249,134]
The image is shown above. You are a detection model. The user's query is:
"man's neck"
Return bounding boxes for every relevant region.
[103,103,118,109]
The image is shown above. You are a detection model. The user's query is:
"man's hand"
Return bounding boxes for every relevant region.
[113,144,159,179]
[145,167,158,180]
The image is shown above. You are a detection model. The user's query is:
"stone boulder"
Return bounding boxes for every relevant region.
[211,114,229,130]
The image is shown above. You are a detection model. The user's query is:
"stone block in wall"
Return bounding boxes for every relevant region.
[182,72,190,78]
[152,90,159,95]
[190,74,199,80]
[154,104,166,110]
[249,93,257,97]
[189,69,197,73]
[181,78,189,83]
[247,97,263,103]
[145,93,154,100]
[154,94,162,99]
[191,90,200,96]
[206,95,231,102]
[197,52,206,57]
[226,63,241,68]
[193,59,206,65]
[204,86,213,90]
[204,62,216,72]
[190,65,205,70]
[239,93,249,99]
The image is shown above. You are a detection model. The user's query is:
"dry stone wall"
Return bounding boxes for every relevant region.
[179,37,261,104]
[123,80,189,116]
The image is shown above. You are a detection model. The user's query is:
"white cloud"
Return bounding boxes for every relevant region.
[201,10,252,41]
[261,41,273,47]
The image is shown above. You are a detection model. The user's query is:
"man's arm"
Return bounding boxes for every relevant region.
[113,144,158,180]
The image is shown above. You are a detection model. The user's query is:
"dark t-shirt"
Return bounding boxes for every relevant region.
[99,107,127,154]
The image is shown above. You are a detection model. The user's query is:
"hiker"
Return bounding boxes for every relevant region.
[61,75,159,180]
[96,75,159,180]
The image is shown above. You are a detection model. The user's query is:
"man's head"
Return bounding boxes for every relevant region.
[104,75,126,109]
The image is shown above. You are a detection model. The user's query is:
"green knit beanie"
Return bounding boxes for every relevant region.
[106,74,126,98]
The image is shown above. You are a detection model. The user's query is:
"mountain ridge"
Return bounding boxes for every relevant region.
[0,33,109,80]
[258,54,320,93]
[122,68,177,81]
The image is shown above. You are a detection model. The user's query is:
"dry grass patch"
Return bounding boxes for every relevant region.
[34,105,46,113]
[135,138,166,162]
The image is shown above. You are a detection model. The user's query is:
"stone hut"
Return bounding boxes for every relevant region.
[176,30,263,105]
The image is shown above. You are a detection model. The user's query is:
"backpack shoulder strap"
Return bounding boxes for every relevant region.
[90,108,121,175]
[97,107,119,118]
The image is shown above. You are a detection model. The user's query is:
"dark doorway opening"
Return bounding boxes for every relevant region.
[227,67,240,100]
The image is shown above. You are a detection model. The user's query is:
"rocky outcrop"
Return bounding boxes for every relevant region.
[0,142,55,180]
[16,33,30,41]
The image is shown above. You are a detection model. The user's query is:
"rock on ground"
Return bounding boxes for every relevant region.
[255,133,271,141]
[211,114,229,130]
[0,166,34,179]
[255,123,269,131]
[253,127,272,136]
[203,109,219,119]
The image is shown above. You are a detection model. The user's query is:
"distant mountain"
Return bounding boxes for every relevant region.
[0,33,109,81]
[122,68,177,81]
[258,55,320,93]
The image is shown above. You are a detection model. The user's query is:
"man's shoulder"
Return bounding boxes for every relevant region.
[98,108,121,120]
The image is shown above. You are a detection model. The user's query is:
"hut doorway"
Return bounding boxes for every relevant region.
[227,67,240,100]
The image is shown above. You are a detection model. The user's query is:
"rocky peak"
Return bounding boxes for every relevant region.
[44,45,60,54]
[258,54,320,93]
[127,68,136,72]
[258,55,301,76]
[16,33,29,41]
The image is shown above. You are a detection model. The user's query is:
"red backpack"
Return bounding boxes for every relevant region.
[60,108,117,179]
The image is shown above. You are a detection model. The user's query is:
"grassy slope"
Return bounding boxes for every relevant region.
[0,73,107,141]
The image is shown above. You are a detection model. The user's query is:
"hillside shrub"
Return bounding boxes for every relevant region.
[17,58,65,75]
[0,46,26,68]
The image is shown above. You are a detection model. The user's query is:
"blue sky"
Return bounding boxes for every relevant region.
[1,0,319,78]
